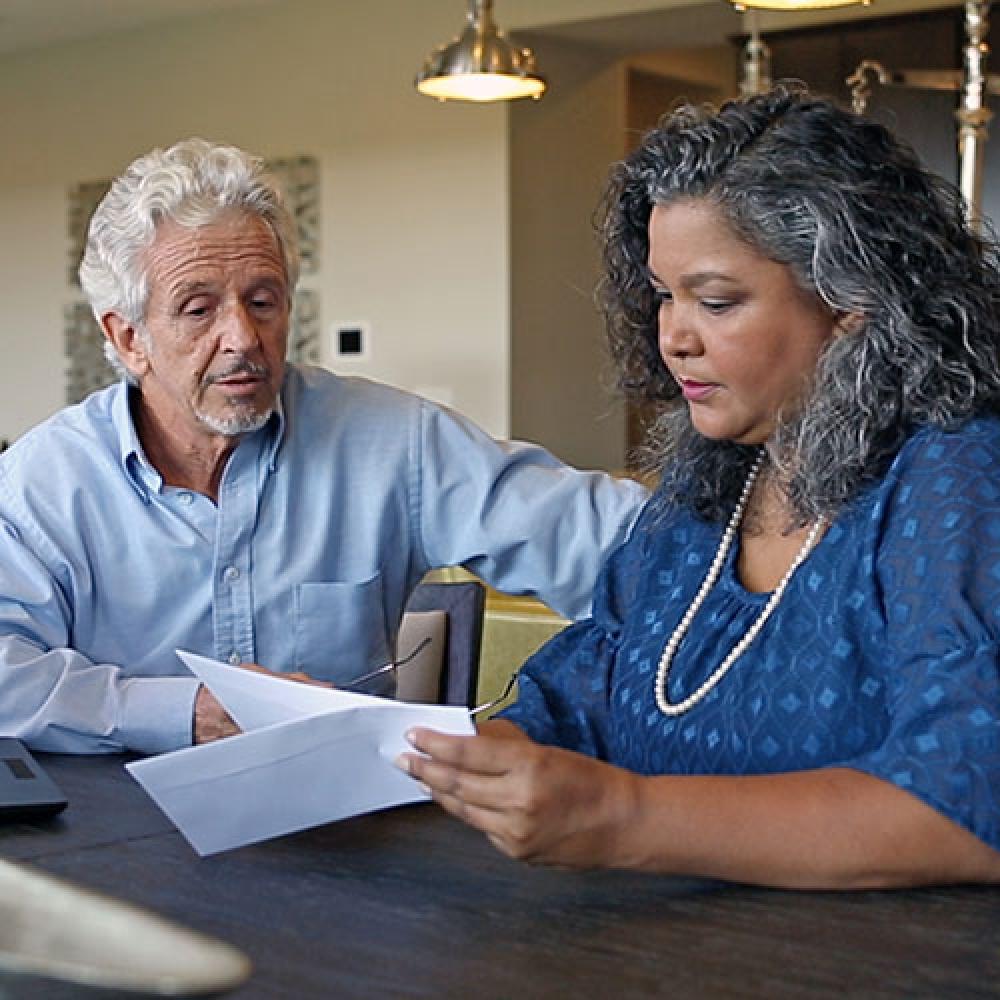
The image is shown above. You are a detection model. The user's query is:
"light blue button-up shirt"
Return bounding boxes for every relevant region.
[0,366,647,755]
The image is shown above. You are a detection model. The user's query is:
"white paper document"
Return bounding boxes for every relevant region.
[126,650,475,856]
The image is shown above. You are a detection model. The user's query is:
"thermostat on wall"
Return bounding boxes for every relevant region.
[330,321,372,361]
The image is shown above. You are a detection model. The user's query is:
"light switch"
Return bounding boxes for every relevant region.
[330,321,371,361]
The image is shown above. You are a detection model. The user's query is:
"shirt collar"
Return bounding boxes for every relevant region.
[112,381,159,504]
[264,391,286,473]
[112,379,287,503]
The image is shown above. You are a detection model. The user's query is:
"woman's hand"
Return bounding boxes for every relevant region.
[396,722,640,869]
[399,725,1000,887]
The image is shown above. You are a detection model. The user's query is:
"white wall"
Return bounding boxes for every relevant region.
[0,0,514,440]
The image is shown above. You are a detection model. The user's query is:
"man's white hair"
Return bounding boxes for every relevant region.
[78,138,300,379]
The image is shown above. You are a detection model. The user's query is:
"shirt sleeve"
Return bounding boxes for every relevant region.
[835,427,1000,851]
[0,514,199,755]
[414,398,648,621]
[497,504,647,754]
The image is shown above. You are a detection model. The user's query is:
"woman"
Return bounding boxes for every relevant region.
[396,84,1000,889]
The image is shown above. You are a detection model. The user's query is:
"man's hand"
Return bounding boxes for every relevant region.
[193,686,240,744]
[395,724,640,869]
[192,663,332,745]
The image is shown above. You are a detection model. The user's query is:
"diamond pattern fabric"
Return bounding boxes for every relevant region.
[500,419,1000,850]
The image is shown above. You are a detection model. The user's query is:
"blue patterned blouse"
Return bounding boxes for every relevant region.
[500,418,1000,852]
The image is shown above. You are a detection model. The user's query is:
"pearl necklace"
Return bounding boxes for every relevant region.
[654,454,825,717]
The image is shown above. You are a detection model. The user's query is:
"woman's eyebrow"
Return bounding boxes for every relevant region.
[645,267,738,289]
[680,270,737,289]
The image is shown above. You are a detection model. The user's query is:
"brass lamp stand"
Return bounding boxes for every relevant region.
[847,0,996,229]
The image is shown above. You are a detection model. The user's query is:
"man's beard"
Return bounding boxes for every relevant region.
[196,359,275,436]
[195,405,272,436]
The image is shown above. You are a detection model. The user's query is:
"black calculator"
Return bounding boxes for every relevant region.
[0,737,67,820]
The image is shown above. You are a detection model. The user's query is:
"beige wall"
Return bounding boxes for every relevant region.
[509,40,627,472]
[0,0,513,440]
[509,40,734,473]
[0,0,724,456]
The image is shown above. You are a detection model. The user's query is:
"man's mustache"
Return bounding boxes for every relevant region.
[203,361,271,387]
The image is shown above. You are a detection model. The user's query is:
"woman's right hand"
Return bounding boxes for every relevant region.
[396,721,641,869]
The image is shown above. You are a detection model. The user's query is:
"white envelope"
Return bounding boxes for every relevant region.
[126,651,474,856]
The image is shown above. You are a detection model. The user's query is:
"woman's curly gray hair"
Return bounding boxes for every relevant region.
[599,82,1000,524]
[79,138,300,380]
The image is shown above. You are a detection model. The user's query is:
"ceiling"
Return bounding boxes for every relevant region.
[0,0,946,61]
[0,0,743,66]
[0,0,283,55]
[526,3,744,55]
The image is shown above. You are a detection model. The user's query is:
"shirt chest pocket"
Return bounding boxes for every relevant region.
[293,573,390,684]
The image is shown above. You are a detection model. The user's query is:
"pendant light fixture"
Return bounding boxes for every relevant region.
[415,0,546,103]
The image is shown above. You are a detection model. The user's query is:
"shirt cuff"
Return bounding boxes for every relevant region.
[119,676,201,754]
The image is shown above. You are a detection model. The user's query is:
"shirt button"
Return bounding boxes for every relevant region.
[223,566,240,583]
[228,651,241,666]
[178,491,194,505]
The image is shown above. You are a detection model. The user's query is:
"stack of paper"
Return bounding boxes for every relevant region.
[126,651,474,856]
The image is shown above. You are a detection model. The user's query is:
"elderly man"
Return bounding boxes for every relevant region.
[0,138,646,755]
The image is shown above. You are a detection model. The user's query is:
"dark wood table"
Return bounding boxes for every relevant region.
[2,753,999,999]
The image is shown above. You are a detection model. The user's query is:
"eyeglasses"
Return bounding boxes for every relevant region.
[470,671,518,718]
[343,638,519,717]
[341,637,435,691]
